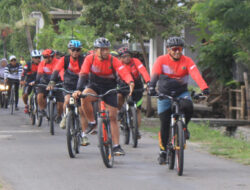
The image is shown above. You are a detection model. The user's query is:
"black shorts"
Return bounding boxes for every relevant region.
[37,86,64,103]
[87,83,117,108]
[23,85,33,95]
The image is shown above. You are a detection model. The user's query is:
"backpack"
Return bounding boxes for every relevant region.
[64,55,84,70]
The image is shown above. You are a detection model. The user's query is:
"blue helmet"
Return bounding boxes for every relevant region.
[68,40,82,49]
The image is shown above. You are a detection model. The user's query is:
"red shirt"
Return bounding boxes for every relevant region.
[123,58,150,83]
[37,57,59,75]
[54,56,81,74]
[80,54,133,84]
[152,54,208,90]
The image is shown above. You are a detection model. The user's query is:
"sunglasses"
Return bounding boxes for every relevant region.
[33,56,41,59]
[170,47,183,52]
[43,56,50,59]
[71,48,81,52]
[10,59,16,62]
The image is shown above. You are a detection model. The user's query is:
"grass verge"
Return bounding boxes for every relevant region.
[141,118,250,165]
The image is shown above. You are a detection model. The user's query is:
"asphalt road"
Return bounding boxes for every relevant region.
[0,107,249,190]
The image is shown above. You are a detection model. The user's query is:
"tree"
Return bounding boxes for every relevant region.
[82,0,190,116]
[191,0,250,84]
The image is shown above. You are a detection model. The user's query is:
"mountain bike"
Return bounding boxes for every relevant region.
[61,89,82,158]
[37,83,62,135]
[80,88,120,168]
[120,88,144,148]
[157,92,206,176]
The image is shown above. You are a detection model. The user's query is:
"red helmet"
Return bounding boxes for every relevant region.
[42,49,55,57]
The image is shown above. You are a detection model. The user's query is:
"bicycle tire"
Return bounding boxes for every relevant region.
[10,86,15,115]
[176,120,184,176]
[49,101,55,135]
[0,93,2,108]
[75,115,81,154]
[121,109,130,145]
[3,94,8,109]
[66,111,77,158]
[168,125,175,170]
[98,117,114,168]
[29,96,35,125]
[130,107,138,148]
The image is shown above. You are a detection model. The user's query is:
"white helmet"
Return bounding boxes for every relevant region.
[9,55,16,61]
[31,50,41,57]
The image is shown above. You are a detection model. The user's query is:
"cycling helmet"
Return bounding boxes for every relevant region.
[93,37,111,48]
[166,37,184,48]
[118,47,130,56]
[31,50,41,57]
[68,40,82,49]
[42,49,55,57]
[9,55,16,61]
[110,51,119,57]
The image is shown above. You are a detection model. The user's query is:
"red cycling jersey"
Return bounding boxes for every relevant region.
[123,58,150,83]
[54,56,81,74]
[152,54,208,90]
[37,57,59,75]
[80,54,133,84]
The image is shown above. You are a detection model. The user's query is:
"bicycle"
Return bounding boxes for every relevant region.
[120,88,144,148]
[61,89,82,158]
[156,92,206,176]
[37,83,62,135]
[80,88,120,168]
[9,84,15,115]
[28,84,41,126]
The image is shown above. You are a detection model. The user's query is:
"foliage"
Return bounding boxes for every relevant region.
[191,0,250,84]
[36,18,96,54]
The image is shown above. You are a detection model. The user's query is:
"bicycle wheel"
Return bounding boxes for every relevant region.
[10,86,15,115]
[168,125,175,170]
[121,109,130,145]
[75,115,81,154]
[176,120,184,176]
[98,117,114,168]
[29,96,36,125]
[0,93,3,108]
[66,111,77,158]
[3,93,8,109]
[130,107,138,148]
[35,97,42,127]
[49,101,55,135]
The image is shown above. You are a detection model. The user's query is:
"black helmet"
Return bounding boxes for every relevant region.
[166,37,184,48]
[118,47,131,56]
[93,37,111,48]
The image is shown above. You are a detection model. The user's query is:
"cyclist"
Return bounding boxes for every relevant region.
[48,40,90,146]
[4,55,23,110]
[148,37,209,165]
[117,47,150,139]
[73,37,135,155]
[20,50,41,113]
[35,49,63,122]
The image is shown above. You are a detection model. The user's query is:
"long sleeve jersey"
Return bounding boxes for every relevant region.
[4,63,23,80]
[77,54,134,91]
[151,54,208,96]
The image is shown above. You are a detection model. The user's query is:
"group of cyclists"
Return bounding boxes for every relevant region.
[0,36,209,164]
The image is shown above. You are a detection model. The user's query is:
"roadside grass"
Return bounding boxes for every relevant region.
[141,118,250,165]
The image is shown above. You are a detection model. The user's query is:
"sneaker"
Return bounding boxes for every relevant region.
[85,123,97,134]
[113,145,125,156]
[55,115,62,124]
[81,136,90,146]
[24,105,28,114]
[15,106,19,111]
[185,128,190,140]
[158,151,167,165]
[60,116,66,129]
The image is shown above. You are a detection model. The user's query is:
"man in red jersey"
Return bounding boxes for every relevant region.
[148,37,209,165]
[48,40,90,146]
[117,47,150,139]
[21,50,41,113]
[36,49,63,121]
[73,37,135,156]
